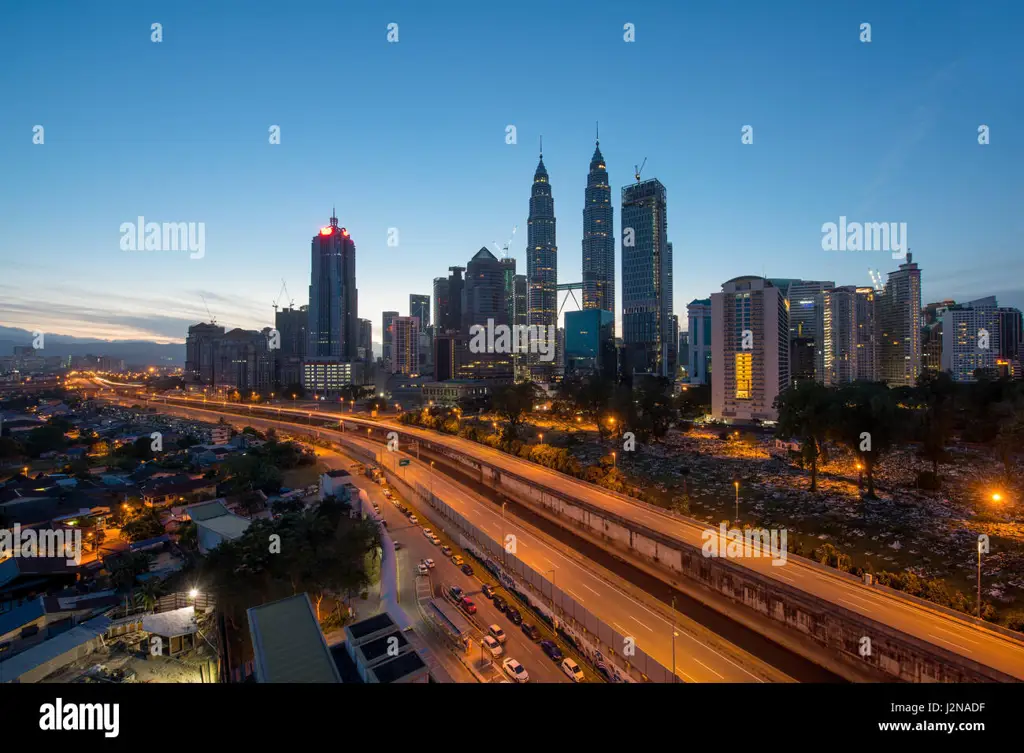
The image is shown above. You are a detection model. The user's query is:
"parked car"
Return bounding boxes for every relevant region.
[539,640,563,661]
[502,658,529,683]
[488,624,507,644]
[423,558,435,569]
[482,635,503,658]
[416,563,428,575]
[492,595,507,613]
[430,536,442,546]
[521,623,541,642]
[441,546,453,556]
[423,528,432,538]
[459,597,477,615]
[451,555,464,566]
[449,585,464,601]
[481,583,496,599]
[408,515,418,524]
[561,658,584,682]
[506,607,522,625]
[460,564,474,576]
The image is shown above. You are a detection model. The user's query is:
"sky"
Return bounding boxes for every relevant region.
[1,0,1022,346]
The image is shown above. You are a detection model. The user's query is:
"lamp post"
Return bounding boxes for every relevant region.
[430,461,435,496]
[977,537,984,620]
[501,502,508,566]
[671,595,678,683]
[545,568,556,612]
[611,451,616,468]
[734,480,740,524]
[855,462,863,492]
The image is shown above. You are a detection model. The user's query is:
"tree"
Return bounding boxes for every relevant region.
[914,370,956,478]
[492,382,541,439]
[134,578,165,611]
[634,377,676,442]
[993,394,1024,480]
[0,436,22,460]
[109,552,154,595]
[24,425,66,457]
[832,383,902,498]
[775,381,834,492]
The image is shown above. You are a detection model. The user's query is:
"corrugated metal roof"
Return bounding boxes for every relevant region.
[247,594,340,684]
[0,615,111,683]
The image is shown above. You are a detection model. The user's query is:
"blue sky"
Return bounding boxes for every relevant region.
[1,0,1021,344]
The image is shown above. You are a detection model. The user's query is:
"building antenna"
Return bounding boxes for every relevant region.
[596,121,599,145]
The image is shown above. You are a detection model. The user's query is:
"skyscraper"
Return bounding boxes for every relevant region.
[391,316,420,376]
[621,178,673,377]
[527,144,557,381]
[410,294,430,329]
[461,247,513,380]
[941,296,1001,382]
[854,287,878,382]
[358,318,372,361]
[816,286,858,385]
[877,254,922,387]
[582,132,614,313]
[513,274,527,327]
[382,311,399,371]
[500,258,517,328]
[275,306,307,388]
[307,212,358,360]
[447,266,465,333]
[687,299,712,385]
[711,276,790,423]
[433,277,451,332]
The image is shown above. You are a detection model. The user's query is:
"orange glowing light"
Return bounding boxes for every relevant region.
[320,227,332,236]
[341,228,349,236]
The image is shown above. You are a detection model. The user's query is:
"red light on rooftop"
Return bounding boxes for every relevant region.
[320,227,332,236]
[341,228,349,236]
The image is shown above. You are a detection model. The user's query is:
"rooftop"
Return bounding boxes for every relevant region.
[247,594,341,684]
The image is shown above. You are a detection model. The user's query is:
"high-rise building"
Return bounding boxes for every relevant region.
[212,328,276,394]
[678,332,690,381]
[783,280,835,340]
[877,254,922,387]
[527,146,558,381]
[854,287,878,381]
[711,277,789,423]
[382,311,399,371]
[996,307,1023,362]
[433,277,451,332]
[391,316,420,376]
[447,266,465,333]
[275,306,307,388]
[460,247,513,380]
[941,296,1001,382]
[687,299,712,385]
[621,178,673,377]
[307,212,358,361]
[513,274,527,328]
[499,258,517,328]
[565,309,615,378]
[582,133,614,313]
[790,337,816,384]
[185,322,225,383]
[410,294,430,330]
[816,286,858,385]
[921,300,954,374]
[358,318,373,361]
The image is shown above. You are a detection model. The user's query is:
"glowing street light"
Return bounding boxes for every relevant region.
[734,480,740,523]
[189,588,199,599]
[992,492,1003,503]
[611,451,616,468]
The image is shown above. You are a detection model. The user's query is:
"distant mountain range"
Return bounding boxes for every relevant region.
[0,326,184,366]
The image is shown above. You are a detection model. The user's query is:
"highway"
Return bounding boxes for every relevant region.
[99,391,1024,681]
[110,394,783,682]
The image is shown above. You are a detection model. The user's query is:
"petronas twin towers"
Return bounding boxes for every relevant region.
[526,131,616,380]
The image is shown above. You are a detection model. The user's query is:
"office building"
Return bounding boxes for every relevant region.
[410,294,430,330]
[358,318,373,362]
[711,276,789,423]
[565,309,615,378]
[185,322,225,383]
[433,277,451,333]
[816,286,858,385]
[447,266,465,332]
[582,133,615,312]
[877,254,922,387]
[790,336,816,383]
[621,179,674,377]
[941,296,1001,382]
[212,328,276,394]
[274,306,307,389]
[307,212,358,361]
[687,299,712,385]
[391,316,420,376]
[854,286,878,382]
[678,331,690,381]
[500,258,517,328]
[460,247,513,380]
[303,358,361,394]
[996,307,1023,362]
[527,145,558,381]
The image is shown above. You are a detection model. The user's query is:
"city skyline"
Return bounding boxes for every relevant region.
[2,1,1022,348]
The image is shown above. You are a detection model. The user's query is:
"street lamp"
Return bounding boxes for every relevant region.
[855,462,863,491]
[538,432,544,444]
[611,451,616,468]
[429,460,436,496]
[671,595,678,683]
[734,480,740,523]
[977,537,984,620]
[501,502,508,566]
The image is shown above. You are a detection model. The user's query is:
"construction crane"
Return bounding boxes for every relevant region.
[634,157,647,183]
[272,279,294,313]
[493,225,518,259]
[868,269,885,291]
[200,294,217,326]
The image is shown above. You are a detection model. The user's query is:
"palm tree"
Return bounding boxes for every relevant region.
[134,578,165,611]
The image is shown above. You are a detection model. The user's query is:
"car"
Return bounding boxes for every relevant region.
[482,635,503,658]
[423,528,432,538]
[451,555,464,566]
[430,536,442,546]
[492,595,507,613]
[488,624,507,644]
[449,585,464,601]
[408,515,418,524]
[459,597,477,615]
[423,558,435,569]
[561,658,584,682]
[460,564,474,576]
[539,640,563,661]
[506,607,522,625]
[502,658,529,683]
[441,546,453,556]
[416,563,428,575]
[521,623,541,642]
[481,584,495,599]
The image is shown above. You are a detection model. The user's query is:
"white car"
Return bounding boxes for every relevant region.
[423,528,433,538]
[561,658,584,682]
[423,558,435,569]
[482,635,503,658]
[488,624,507,644]
[430,536,442,546]
[408,515,418,525]
[416,563,429,576]
[502,658,529,683]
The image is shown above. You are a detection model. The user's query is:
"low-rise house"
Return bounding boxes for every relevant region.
[320,470,355,503]
[185,501,251,554]
[140,478,217,507]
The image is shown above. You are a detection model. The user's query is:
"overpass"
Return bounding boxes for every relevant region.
[112,393,1024,682]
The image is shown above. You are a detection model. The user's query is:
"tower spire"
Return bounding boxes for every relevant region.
[596,121,599,145]
[330,206,338,228]
[539,135,543,159]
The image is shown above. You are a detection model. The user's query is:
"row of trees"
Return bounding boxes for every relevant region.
[775,372,1024,496]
